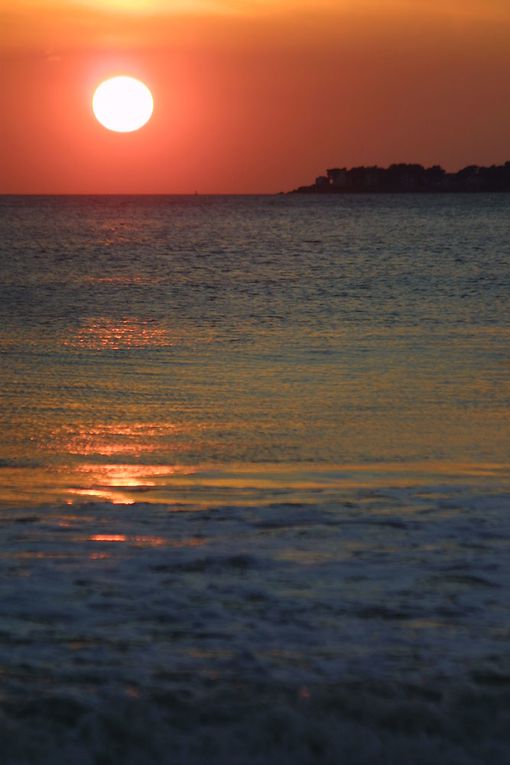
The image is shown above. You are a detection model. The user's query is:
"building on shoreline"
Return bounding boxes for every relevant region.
[295,162,510,193]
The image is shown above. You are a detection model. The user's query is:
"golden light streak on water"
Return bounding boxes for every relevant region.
[64,318,172,350]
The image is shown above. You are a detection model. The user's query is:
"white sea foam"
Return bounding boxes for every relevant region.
[1,483,509,763]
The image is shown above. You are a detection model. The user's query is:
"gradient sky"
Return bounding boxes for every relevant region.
[1,0,510,193]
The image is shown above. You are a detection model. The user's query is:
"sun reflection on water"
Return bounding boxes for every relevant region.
[62,422,183,459]
[65,317,171,350]
[69,488,136,504]
[67,462,197,505]
[88,534,205,548]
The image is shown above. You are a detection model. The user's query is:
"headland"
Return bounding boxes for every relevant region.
[291,162,510,193]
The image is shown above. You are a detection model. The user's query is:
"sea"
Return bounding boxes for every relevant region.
[0,194,509,764]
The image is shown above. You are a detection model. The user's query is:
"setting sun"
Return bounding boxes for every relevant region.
[92,76,153,133]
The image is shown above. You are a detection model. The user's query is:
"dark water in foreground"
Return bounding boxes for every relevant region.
[0,195,509,763]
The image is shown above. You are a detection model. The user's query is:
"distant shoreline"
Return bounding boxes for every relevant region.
[290,162,510,194]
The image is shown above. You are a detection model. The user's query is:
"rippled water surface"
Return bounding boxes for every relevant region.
[0,195,509,763]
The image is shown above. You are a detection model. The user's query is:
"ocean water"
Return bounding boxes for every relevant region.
[0,194,509,763]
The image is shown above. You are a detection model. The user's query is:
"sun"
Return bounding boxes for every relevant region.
[92,76,154,133]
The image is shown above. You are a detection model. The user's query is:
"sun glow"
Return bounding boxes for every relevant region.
[92,76,153,133]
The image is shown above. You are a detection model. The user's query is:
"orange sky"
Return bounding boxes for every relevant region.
[1,0,510,193]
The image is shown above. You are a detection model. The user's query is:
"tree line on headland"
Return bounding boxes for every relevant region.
[290,162,510,193]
